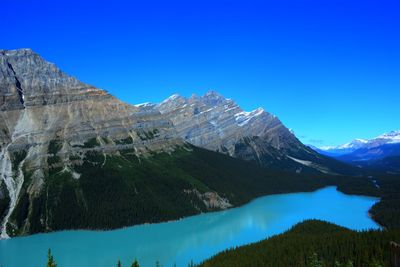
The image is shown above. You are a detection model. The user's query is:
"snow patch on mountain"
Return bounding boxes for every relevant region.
[161,94,182,104]
[134,102,153,108]
[287,156,313,167]
[235,107,265,127]
[287,156,332,174]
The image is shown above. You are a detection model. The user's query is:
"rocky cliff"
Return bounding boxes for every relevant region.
[153,91,348,174]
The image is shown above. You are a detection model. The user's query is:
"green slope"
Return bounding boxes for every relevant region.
[199,220,400,267]
[6,144,329,236]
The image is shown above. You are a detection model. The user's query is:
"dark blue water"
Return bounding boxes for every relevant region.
[0,187,380,267]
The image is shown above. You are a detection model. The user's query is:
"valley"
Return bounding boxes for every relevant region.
[0,49,398,267]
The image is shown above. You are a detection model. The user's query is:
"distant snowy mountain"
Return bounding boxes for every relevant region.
[310,131,400,167]
[338,143,400,163]
[315,130,400,157]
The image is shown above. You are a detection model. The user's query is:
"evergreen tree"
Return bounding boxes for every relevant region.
[46,249,57,267]
[308,252,323,267]
[131,258,140,267]
[368,260,383,267]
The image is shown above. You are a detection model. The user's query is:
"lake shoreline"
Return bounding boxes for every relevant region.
[2,184,383,240]
[0,186,380,267]
[0,185,381,240]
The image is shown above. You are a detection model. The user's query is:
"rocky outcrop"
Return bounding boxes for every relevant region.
[184,189,232,210]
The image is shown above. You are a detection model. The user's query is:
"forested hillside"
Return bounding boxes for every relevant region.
[199,220,400,267]
[9,145,330,236]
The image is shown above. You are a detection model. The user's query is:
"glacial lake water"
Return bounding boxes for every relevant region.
[0,186,380,267]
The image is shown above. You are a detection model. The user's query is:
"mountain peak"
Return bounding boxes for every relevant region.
[204,90,223,97]
[201,90,228,106]
[0,48,35,56]
[0,48,108,110]
[160,93,185,105]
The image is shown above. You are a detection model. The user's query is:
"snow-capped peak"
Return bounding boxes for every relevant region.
[376,130,400,142]
[204,90,220,97]
[167,94,181,101]
[337,138,368,149]
[134,102,153,108]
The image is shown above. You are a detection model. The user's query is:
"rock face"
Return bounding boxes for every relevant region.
[157,92,294,155]
[154,91,343,174]
[0,49,179,151]
[0,49,181,238]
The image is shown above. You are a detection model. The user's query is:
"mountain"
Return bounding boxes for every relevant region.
[316,130,400,157]
[146,92,356,175]
[0,48,186,237]
[0,49,336,238]
[313,131,400,170]
[313,139,369,156]
[338,143,400,164]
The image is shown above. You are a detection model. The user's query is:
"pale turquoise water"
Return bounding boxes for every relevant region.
[0,187,380,267]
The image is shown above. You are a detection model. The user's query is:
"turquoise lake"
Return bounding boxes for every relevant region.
[0,186,380,267]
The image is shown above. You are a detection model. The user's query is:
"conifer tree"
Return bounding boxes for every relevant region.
[46,249,57,267]
[308,252,323,267]
[131,258,140,267]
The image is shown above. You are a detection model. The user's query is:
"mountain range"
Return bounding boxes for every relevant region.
[0,49,356,238]
[314,131,400,157]
[312,131,400,171]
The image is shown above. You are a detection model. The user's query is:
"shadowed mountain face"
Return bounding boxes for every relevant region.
[338,143,400,163]
[0,49,353,238]
[356,156,400,174]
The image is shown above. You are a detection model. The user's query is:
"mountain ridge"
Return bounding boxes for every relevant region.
[135,91,358,175]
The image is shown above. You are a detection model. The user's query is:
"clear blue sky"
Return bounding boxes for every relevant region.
[2,0,399,146]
